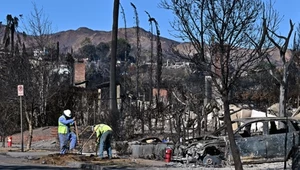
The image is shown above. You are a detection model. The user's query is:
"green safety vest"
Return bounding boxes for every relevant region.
[95,124,112,137]
[58,116,68,134]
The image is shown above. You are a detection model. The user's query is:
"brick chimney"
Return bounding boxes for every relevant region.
[73,59,86,88]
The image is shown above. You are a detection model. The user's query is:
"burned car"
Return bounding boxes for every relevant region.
[174,117,300,166]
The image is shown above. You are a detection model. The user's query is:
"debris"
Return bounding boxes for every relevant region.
[26,156,40,160]
[131,137,174,160]
[31,154,165,168]
[173,117,300,167]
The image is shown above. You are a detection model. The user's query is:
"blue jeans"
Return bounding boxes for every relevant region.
[58,132,77,154]
[98,130,112,158]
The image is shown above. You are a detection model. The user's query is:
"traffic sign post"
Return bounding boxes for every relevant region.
[17,85,24,152]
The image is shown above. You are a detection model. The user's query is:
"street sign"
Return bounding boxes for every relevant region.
[17,84,24,151]
[17,85,24,96]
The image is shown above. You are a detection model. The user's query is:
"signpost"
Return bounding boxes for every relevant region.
[17,85,24,152]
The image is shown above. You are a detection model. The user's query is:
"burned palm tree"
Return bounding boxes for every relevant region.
[119,2,129,139]
[3,14,21,57]
[131,2,144,134]
[145,11,154,132]
[120,3,127,58]
[119,3,127,101]
[120,2,130,100]
[149,17,163,132]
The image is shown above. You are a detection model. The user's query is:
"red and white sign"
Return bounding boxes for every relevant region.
[17,85,24,96]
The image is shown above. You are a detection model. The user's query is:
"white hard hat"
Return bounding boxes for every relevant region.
[64,109,71,117]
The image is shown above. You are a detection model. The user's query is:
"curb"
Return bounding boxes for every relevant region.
[6,151,57,158]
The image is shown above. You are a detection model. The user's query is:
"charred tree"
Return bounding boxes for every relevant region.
[160,0,278,169]
[145,11,154,133]
[131,3,144,134]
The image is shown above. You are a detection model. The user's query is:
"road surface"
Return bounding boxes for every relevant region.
[0,154,80,170]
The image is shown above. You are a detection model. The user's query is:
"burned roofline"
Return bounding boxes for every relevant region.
[96,81,121,89]
[211,117,298,136]
[75,80,88,86]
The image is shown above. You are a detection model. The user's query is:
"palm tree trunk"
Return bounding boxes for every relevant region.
[11,23,14,57]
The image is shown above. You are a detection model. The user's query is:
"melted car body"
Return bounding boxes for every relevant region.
[174,117,300,166]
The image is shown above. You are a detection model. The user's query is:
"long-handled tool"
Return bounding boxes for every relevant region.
[95,141,99,156]
[74,121,80,145]
[78,125,90,137]
[78,125,99,154]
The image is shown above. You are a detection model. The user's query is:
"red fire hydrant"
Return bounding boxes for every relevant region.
[7,136,12,147]
[165,147,172,163]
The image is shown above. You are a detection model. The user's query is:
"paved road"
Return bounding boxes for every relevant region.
[0,154,80,170]
[0,152,292,170]
[0,165,79,170]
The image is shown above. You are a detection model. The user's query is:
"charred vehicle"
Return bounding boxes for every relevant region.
[173,117,300,166]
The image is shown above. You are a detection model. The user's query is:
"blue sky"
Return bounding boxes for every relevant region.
[0,0,299,42]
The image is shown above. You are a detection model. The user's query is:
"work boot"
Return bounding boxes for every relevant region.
[60,145,68,154]
[69,149,79,154]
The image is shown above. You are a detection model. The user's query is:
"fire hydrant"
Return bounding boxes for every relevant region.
[7,136,12,147]
[165,147,172,163]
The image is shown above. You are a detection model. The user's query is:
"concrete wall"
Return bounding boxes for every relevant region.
[132,143,174,160]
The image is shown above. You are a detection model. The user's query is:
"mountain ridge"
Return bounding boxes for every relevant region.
[0,25,289,64]
[50,26,180,57]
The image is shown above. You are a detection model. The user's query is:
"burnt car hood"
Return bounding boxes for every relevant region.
[185,135,227,148]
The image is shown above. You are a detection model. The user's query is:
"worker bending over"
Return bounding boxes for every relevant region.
[58,109,77,154]
[93,124,113,159]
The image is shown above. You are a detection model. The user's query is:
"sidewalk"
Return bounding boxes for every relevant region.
[6,150,57,158]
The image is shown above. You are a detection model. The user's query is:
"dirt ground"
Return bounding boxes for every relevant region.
[31,153,167,168]
[29,153,292,169]
[2,126,294,169]
[0,147,293,169]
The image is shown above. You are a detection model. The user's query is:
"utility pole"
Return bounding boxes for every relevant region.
[109,0,120,135]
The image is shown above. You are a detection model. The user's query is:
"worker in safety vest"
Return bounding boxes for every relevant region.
[93,124,113,159]
[58,109,77,154]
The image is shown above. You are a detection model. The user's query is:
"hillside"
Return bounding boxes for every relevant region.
[51,27,180,59]
[0,26,291,64]
[49,27,291,64]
